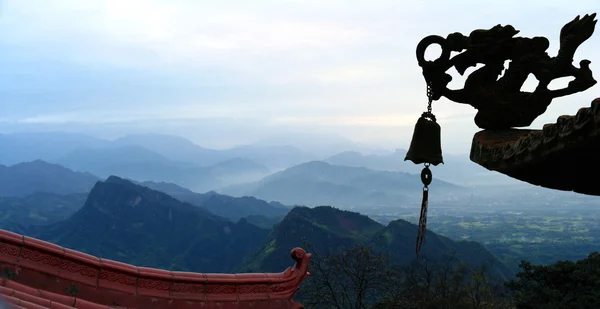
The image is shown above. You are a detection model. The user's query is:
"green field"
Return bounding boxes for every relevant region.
[366,202,600,275]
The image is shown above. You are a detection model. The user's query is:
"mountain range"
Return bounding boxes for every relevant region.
[0,131,536,203]
[1,159,466,213]
[0,156,566,221]
[0,130,593,291]
[324,149,518,186]
[0,132,109,165]
[139,180,290,221]
[242,205,512,280]
[0,132,327,192]
[54,145,270,192]
[0,161,289,231]
[27,176,270,272]
[220,161,466,207]
[0,192,87,233]
[13,176,511,280]
[0,160,99,197]
[0,132,317,171]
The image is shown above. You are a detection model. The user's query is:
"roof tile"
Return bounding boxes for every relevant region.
[470,98,600,195]
[0,229,309,309]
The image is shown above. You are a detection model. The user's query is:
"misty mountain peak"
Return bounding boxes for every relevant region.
[0,160,100,197]
[105,175,134,185]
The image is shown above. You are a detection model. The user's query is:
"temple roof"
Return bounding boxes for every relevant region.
[470,97,600,195]
[0,230,310,309]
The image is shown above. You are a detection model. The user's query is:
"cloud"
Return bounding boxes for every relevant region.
[0,0,599,152]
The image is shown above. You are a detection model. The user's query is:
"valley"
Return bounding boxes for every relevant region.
[0,132,598,308]
[0,132,598,280]
[367,199,600,275]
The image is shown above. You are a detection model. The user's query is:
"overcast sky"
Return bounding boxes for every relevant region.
[0,0,598,153]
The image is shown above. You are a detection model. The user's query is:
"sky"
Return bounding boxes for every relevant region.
[0,0,599,153]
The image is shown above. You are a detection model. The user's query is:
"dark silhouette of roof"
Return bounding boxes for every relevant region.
[470,97,600,195]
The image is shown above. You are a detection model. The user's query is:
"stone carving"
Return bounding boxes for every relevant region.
[417,13,597,129]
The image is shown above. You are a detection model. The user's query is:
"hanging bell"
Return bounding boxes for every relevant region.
[405,112,444,166]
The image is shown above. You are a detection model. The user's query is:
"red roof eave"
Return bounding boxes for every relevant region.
[0,230,310,309]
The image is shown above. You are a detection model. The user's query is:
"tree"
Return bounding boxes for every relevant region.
[297,242,400,309]
[297,241,513,309]
[506,252,600,309]
[382,258,512,309]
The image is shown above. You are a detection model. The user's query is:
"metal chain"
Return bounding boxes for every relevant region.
[426,82,433,113]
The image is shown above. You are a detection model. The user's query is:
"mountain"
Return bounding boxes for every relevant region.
[220,161,465,209]
[58,145,177,166]
[325,149,517,186]
[112,133,225,166]
[0,192,86,233]
[206,157,270,184]
[28,176,270,273]
[240,206,512,280]
[1,132,292,174]
[252,132,374,158]
[137,180,197,196]
[54,145,202,182]
[209,157,268,174]
[15,177,510,278]
[0,160,100,197]
[369,219,513,279]
[195,194,289,222]
[114,133,318,171]
[55,146,270,192]
[243,215,285,229]
[240,206,383,272]
[220,145,317,171]
[0,132,110,165]
[140,181,290,221]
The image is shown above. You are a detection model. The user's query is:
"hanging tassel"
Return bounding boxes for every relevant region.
[416,164,432,258]
[416,187,428,258]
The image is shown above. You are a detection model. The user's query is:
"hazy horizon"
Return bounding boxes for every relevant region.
[0,130,422,157]
[1,0,599,153]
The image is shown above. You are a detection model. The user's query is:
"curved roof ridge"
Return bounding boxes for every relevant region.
[0,229,310,308]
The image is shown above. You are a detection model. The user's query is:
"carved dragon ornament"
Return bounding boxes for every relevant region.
[416,13,598,129]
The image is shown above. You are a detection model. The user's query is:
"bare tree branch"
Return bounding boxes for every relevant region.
[297,241,513,309]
